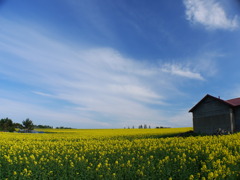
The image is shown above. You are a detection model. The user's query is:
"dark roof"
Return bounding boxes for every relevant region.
[189,94,240,112]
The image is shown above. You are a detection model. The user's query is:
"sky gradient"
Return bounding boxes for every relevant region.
[0,0,240,128]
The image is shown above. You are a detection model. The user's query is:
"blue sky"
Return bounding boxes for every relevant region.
[0,0,240,128]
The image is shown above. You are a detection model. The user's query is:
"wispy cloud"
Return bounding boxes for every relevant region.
[161,63,204,80]
[183,0,239,30]
[0,17,211,128]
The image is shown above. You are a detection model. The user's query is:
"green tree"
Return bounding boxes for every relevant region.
[22,118,34,132]
[0,118,15,132]
[13,123,23,129]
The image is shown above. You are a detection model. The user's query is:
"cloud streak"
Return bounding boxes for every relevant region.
[183,0,239,30]
[0,17,211,128]
[161,63,204,80]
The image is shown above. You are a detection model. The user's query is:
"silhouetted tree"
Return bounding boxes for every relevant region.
[14,123,23,129]
[0,118,15,132]
[22,118,34,132]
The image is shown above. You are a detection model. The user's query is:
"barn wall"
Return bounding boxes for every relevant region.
[192,96,234,134]
[233,107,240,131]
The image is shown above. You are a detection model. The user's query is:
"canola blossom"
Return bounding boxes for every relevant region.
[0,128,240,179]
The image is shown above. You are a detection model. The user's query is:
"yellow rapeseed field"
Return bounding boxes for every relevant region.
[1,127,240,179]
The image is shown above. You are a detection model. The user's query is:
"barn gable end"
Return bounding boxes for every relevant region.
[189,94,235,134]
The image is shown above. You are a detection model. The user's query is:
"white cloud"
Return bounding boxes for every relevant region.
[183,0,238,30]
[161,63,204,80]
[33,91,54,97]
[0,17,210,128]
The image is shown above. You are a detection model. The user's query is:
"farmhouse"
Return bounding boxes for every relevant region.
[189,94,240,134]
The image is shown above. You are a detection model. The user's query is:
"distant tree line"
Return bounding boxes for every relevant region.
[124,125,171,129]
[0,118,34,132]
[124,124,151,129]
[56,126,72,129]
[138,124,151,129]
[156,126,171,129]
[34,125,53,129]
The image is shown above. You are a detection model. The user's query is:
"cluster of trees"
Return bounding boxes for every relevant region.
[138,124,151,129]
[0,117,73,132]
[0,118,34,132]
[124,124,151,129]
[34,125,53,129]
[124,125,171,129]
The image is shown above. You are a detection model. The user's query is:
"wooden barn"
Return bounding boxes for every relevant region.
[189,94,240,134]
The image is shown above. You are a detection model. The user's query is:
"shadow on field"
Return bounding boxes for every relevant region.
[112,131,201,141]
[136,131,210,140]
[147,130,235,139]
